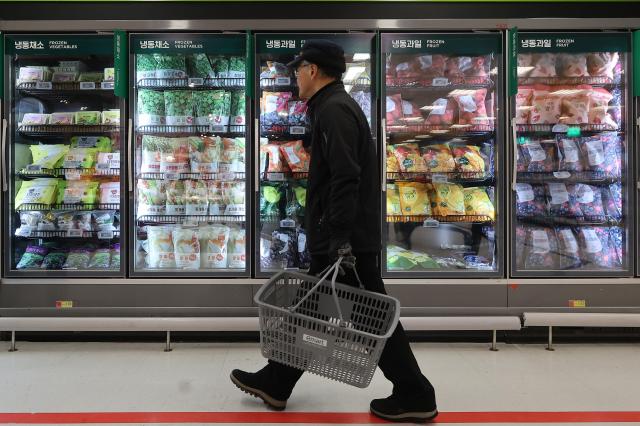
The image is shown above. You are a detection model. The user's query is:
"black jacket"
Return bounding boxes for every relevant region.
[304,80,381,255]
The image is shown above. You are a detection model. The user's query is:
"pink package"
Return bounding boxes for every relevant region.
[587,52,619,79]
[425,98,456,125]
[515,86,534,124]
[557,54,588,77]
[530,86,561,124]
[386,94,404,124]
[445,56,490,80]
[530,54,557,78]
[452,88,490,126]
[395,60,420,80]
[589,88,618,128]
[560,93,590,125]
[517,53,534,77]
[401,99,424,122]
[413,55,447,80]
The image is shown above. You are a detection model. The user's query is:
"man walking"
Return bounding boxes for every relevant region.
[231,40,438,423]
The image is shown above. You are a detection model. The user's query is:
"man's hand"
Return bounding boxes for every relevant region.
[329,240,356,272]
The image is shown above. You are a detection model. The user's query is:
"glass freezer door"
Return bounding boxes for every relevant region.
[130,33,249,276]
[381,33,503,277]
[511,32,632,277]
[3,34,125,277]
[254,33,376,276]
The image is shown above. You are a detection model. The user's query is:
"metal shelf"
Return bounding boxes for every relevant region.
[260,124,308,139]
[387,171,493,183]
[16,81,114,97]
[517,215,623,227]
[262,171,308,181]
[138,215,245,225]
[137,77,245,90]
[518,76,620,86]
[18,167,120,179]
[516,171,621,184]
[15,229,120,240]
[387,214,494,224]
[386,123,495,136]
[136,124,245,136]
[516,123,620,133]
[16,203,120,212]
[138,171,244,181]
[386,76,493,88]
[18,124,120,137]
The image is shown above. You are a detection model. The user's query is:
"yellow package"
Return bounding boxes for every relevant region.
[430,183,465,216]
[14,178,58,208]
[421,144,455,172]
[29,144,69,169]
[386,145,400,173]
[463,187,495,220]
[397,181,431,215]
[386,184,402,215]
[392,143,428,173]
[451,145,485,173]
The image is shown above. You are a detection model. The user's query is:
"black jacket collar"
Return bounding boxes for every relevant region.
[306,80,344,113]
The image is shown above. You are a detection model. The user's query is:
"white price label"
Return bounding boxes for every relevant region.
[552,124,569,133]
[36,81,52,90]
[65,169,81,180]
[423,219,440,228]
[26,164,42,172]
[15,227,32,237]
[267,172,285,181]
[67,229,83,238]
[63,160,81,169]
[218,172,235,181]
[432,77,449,86]
[432,174,448,183]
[109,158,121,169]
[290,126,306,135]
[96,163,110,170]
[101,81,115,90]
[531,230,551,254]
[188,78,204,86]
[79,82,96,90]
[98,230,114,240]
[275,77,291,86]
[164,173,179,180]
[280,219,296,228]
[209,124,226,133]
[553,171,571,179]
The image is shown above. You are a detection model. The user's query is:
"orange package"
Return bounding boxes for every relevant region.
[392,143,427,173]
[279,140,310,172]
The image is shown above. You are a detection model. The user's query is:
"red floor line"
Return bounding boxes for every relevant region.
[2,411,640,424]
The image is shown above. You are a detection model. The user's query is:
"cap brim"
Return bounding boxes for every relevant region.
[286,55,304,69]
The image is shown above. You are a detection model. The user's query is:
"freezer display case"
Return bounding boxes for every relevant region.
[381,33,503,277]
[255,33,375,276]
[511,32,632,277]
[2,34,124,277]
[130,33,249,276]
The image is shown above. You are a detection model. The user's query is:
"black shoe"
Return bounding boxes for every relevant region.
[370,393,438,423]
[230,369,288,410]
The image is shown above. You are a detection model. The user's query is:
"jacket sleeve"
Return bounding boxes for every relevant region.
[318,103,361,248]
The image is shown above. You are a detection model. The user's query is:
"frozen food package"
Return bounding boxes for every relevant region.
[207,181,225,215]
[601,132,622,178]
[260,143,289,173]
[21,113,49,125]
[17,211,42,232]
[101,110,121,126]
[577,226,614,269]
[394,59,420,80]
[515,225,527,268]
[386,184,402,216]
[579,135,607,175]
[53,211,75,231]
[350,91,371,123]
[164,91,194,126]
[52,71,77,83]
[208,55,230,78]
[93,210,116,232]
[199,225,230,269]
[29,144,69,169]
[270,229,297,269]
[147,225,175,269]
[73,211,92,232]
[515,183,547,217]
[50,112,75,125]
[259,61,289,81]
[18,66,51,83]
[529,54,557,77]
[287,100,308,126]
[260,183,283,217]
[165,180,186,216]
[63,181,99,205]
[137,179,167,217]
[588,88,618,129]
[261,91,293,127]
[280,140,310,172]
[557,54,588,77]
[159,137,190,174]
[587,52,619,80]
[609,226,624,268]
[296,227,311,270]
[285,183,306,218]
[187,53,216,78]
[136,54,158,81]
[546,182,581,218]
[557,137,584,172]
[603,182,623,220]
[421,144,455,172]
[75,111,101,126]
[173,227,200,270]
[392,143,427,173]
[400,99,424,123]
[556,226,581,270]
[560,92,590,125]
[16,245,49,269]
[188,136,221,173]
[63,247,92,270]
[193,90,230,126]
[223,181,245,216]
[520,139,557,173]
[570,183,605,219]
[524,227,558,270]
[387,245,418,271]
[78,72,103,83]
[515,86,534,124]
[451,145,486,173]
[397,181,431,216]
[530,87,562,124]
[88,248,111,269]
[386,144,400,173]
[110,244,121,269]
[430,183,465,216]
[99,181,120,205]
[154,54,187,79]
[452,88,491,127]
[184,180,209,216]
[228,57,246,79]
[414,54,447,81]
[445,55,491,80]
[138,89,165,126]
[104,68,115,82]
[220,137,245,173]
[41,251,68,270]
[227,226,246,269]
[140,135,163,173]
[424,98,455,126]
[462,187,495,220]
[15,178,59,208]
[63,147,98,169]
[385,94,404,124]
[230,90,246,126]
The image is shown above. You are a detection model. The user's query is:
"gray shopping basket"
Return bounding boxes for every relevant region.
[254,257,401,388]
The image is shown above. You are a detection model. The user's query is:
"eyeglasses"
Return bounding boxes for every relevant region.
[294,63,312,77]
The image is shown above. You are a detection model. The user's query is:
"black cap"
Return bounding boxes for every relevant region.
[287,39,346,75]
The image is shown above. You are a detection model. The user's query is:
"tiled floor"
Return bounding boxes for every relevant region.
[1,340,639,424]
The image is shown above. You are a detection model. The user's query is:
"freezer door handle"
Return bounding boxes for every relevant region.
[254,118,259,193]
[511,119,518,191]
[381,118,387,193]
[127,118,133,192]
[1,119,7,192]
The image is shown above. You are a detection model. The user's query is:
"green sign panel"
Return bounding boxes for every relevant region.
[114,30,127,98]
[518,32,630,53]
[256,33,373,54]
[131,33,245,54]
[5,35,112,55]
[246,31,254,99]
[634,31,640,97]
[383,33,501,55]
[508,27,518,97]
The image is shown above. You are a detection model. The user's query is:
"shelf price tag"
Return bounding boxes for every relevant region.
[26,164,42,173]
[56,300,74,309]
[164,172,179,180]
[79,82,96,90]
[553,171,571,179]
[109,158,121,169]
[209,124,226,133]
[432,78,449,87]
[280,219,296,228]
[552,124,569,133]
[98,230,114,240]
[267,172,285,181]
[15,227,33,237]
[101,81,115,90]
[65,169,82,180]
[218,172,235,181]
[431,174,448,183]
[67,229,84,238]
[36,81,52,90]
[423,219,440,228]
[275,77,291,86]
[290,126,306,135]
[188,78,204,86]
[96,163,110,171]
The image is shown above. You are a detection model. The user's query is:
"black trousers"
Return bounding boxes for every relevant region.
[264,253,435,399]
